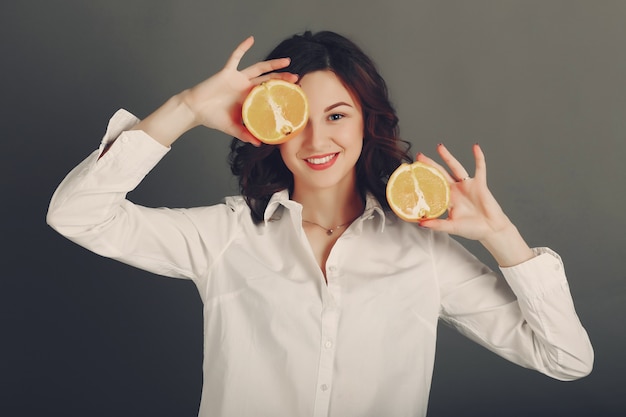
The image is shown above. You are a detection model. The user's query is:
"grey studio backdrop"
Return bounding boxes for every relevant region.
[1,0,624,416]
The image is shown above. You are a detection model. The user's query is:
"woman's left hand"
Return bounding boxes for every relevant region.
[417,144,535,267]
[416,143,513,242]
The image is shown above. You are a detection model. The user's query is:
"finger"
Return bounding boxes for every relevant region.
[416,152,455,183]
[418,218,454,233]
[251,71,299,86]
[437,143,471,181]
[231,126,262,147]
[241,57,292,79]
[473,143,487,182]
[224,36,255,70]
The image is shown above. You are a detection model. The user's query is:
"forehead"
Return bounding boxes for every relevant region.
[298,70,360,109]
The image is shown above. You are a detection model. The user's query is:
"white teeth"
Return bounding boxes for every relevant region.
[306,154,336,164]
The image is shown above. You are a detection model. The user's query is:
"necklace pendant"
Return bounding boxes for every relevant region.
[326,229,334,236]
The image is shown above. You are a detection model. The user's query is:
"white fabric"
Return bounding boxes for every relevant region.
[47,109,593,417]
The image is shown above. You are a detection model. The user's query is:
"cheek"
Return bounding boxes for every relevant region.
[350,116,364,140]
[345,125,364,151]
[352,141,364,162]
[278,143,298,172]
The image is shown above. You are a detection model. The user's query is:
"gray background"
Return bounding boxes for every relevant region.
[2,0,624,416]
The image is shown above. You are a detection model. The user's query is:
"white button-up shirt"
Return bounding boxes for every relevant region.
[47,110,593,417]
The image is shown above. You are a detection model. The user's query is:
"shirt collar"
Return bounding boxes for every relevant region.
[362,192,387,233]
[263,189,296,223]
[262,189,386,233]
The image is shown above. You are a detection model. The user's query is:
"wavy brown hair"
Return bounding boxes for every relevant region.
[229,30,412,222]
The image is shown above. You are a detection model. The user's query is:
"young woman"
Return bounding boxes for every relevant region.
[47,31,593,417]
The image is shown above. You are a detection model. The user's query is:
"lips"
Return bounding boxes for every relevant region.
[303,152,339,170]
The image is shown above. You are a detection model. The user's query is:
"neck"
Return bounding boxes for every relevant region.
[292,185,364,228]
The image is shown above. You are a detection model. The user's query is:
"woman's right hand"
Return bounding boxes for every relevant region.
[181,36,298,145]
[132,36,297,147]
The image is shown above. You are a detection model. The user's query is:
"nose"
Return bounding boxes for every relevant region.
[299,119,327,149]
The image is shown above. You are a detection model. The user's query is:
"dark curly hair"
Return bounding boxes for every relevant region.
[229,30,412,222]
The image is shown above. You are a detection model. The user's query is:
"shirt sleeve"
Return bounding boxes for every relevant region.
[46,109,239,283]
[434,232,593,381]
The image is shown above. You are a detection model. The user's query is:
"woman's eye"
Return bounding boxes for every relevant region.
[328,113,344,121]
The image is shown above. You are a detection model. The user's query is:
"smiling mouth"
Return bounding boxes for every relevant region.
[305,153,339,165]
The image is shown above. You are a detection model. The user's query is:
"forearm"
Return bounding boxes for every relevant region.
[438,232,593,381]
[131,90,198,147]
[47,124,169,238]
[500,248,594,380]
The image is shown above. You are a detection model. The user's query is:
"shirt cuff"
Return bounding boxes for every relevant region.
[96,109,170,163]
[500,247,567,301]
[88,110,169,182]
[100,109,141,146]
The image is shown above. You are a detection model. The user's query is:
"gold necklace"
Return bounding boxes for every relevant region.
[302,215,360,236]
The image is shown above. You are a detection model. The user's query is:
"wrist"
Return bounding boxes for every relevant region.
[177,89,201,127]
[132,92,199,147]
[480,222,534,267]
[162,91,200,139]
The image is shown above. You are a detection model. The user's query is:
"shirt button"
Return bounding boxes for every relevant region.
[328,266,337,273]
[320,384,329,391]
[324,340,333,349]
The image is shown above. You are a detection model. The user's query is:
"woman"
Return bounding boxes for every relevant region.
[47,31,593,417]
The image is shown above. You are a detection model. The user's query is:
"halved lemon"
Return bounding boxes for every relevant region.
[242,79,309,144]
[386,161,450,221]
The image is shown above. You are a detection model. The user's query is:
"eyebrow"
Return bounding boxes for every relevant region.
[324,102,353,112]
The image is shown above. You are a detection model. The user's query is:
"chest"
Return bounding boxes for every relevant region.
[198,225,441,417]
[206,220,440,312]
[303,226,342,280]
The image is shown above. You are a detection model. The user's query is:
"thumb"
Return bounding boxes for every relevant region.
[232,125,262,147]
[418,218,454,233]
